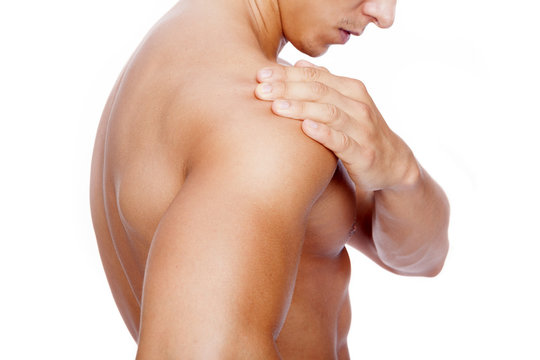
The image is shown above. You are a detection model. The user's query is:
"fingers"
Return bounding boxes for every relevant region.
[270,99,360,139]
[256,80,330,101]
[301,119,365,168]
[294,60,330,73]
[255,80,357,116]
[256,62,373,105]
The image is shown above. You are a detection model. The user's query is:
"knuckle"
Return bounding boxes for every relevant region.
[284,66,296,81]
[326,103,339,123]
[302,66,320,81]
[337,133,352,153]
[355,101,370,117]
[361,118,376,139]
[354,79,367,94]
[310,81,328,98]
[297,100,306,115]
[280,81,289,97]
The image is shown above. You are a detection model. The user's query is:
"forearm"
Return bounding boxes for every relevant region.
[371,159,450,277]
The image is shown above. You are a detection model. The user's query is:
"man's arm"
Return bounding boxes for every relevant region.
[135,110,337,358]
[348,161,450,277]
[253,61,449,277]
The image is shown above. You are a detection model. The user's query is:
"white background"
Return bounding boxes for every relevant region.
[1,0,538,358]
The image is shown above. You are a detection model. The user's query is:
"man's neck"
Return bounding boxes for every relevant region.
[244,0,288,60]
[175,0,288,61]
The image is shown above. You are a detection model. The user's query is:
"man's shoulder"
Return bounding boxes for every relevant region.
[157,57,336,179]
[188,83,329,158]
[175,74,336,191]
[169,68,284,142]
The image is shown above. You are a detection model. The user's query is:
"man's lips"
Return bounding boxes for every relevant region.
[339,28,361,36]
[339,29,351,44]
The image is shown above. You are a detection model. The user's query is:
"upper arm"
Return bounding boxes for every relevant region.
[137,111,337,357]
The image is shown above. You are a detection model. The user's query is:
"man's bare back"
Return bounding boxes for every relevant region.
[89,1,366,358]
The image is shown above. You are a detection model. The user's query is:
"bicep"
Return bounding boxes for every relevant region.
[137,118,337,357]
[139,175,298,354]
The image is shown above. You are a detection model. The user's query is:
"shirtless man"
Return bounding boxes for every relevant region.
[89,0,450,358]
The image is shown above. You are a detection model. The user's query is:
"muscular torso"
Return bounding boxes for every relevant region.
[90,8,357,359]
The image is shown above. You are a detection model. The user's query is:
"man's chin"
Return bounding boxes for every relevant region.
[293,42,329,58]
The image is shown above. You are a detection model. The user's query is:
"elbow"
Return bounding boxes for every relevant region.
[416,235,449,278]
[391,257,446,278]
[383,235,450,278]
[420,257,446,278]
[428,233,450,277]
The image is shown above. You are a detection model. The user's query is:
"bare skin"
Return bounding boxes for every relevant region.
[90,0,448,358]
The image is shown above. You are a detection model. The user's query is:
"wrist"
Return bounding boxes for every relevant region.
[387,152,423,193]
[372,160,423,216]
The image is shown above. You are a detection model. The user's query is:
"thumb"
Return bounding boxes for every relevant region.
[294,59,330,73]
[294,59,317,67]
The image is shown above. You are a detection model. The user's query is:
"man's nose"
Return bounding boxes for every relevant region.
[362,0,396,29]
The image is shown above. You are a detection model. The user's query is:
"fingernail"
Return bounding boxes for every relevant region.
[260,83,272,93]
[275,100,290,110]
[259,68,273,79]
[304,119,319,129]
